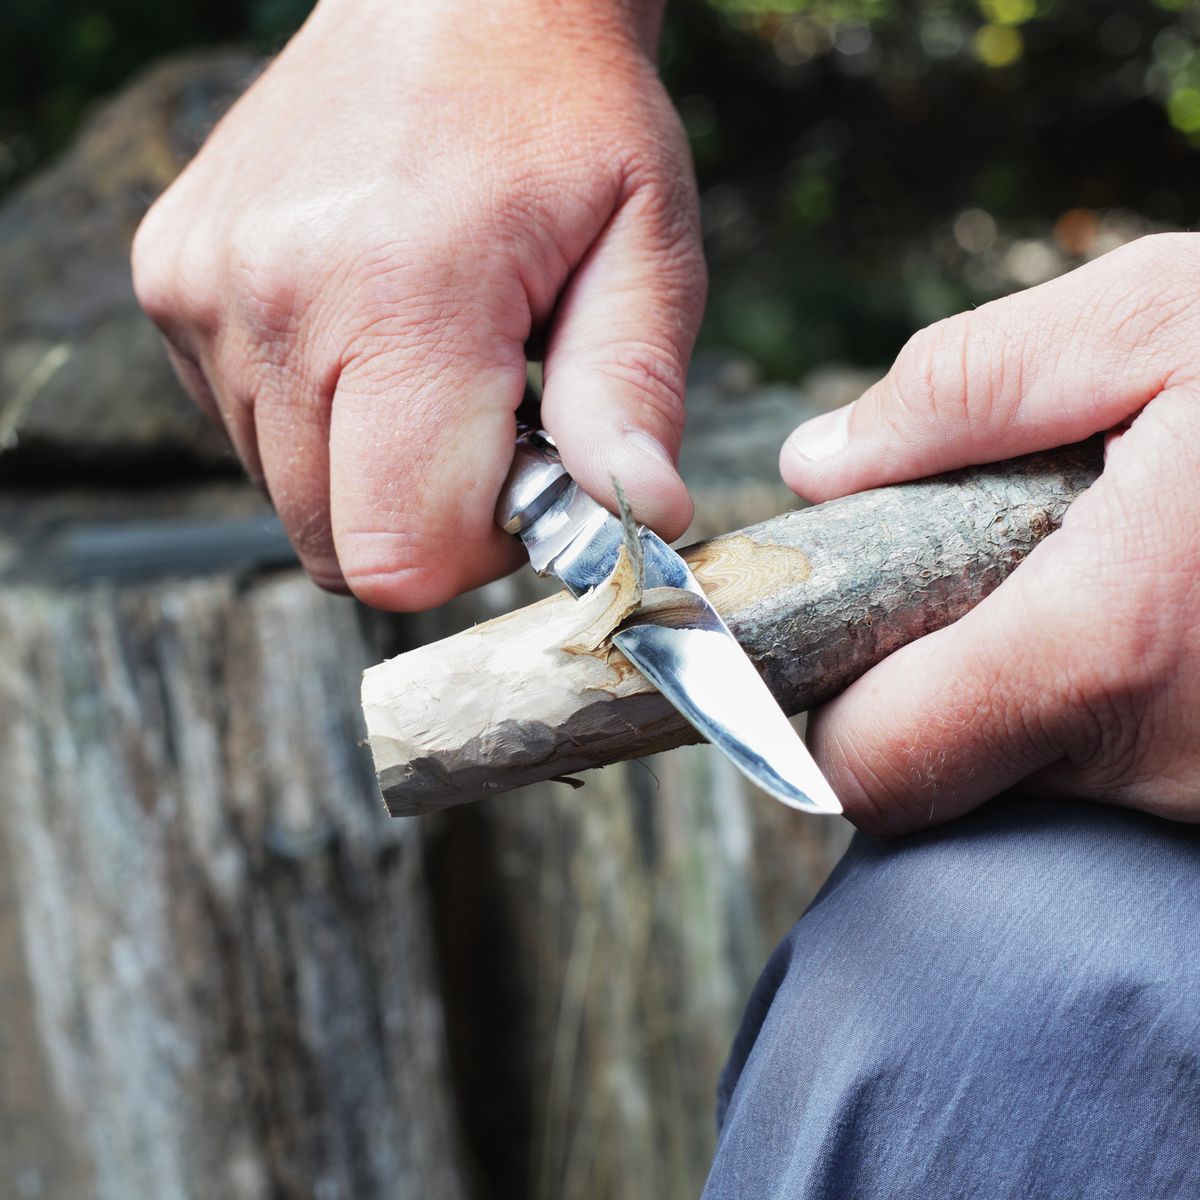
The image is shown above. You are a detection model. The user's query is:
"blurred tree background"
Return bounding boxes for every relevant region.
[2,0,1197,374]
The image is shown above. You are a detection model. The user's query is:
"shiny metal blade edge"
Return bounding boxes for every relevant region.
[537,493,841,815]
[612,622,842,815]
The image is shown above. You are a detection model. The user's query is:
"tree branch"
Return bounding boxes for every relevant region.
[363,441,1103,816]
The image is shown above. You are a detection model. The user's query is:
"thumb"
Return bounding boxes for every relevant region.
[540,183,706,540]
[780,235,1188,503]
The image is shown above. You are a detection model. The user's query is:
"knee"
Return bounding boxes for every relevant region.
[710,798,1200,1198]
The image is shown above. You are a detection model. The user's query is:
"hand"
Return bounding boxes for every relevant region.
[132,0,704,609]
[781,233,1200,834]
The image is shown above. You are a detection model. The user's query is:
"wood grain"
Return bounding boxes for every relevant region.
[364,441,1104,816]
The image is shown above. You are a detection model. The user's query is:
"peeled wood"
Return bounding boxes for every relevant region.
[365,442,1103,816]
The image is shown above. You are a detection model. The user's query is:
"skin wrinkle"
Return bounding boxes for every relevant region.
[906,324,955,432]
[341,306,504,375]
[944,647,1044,782]
[1101,292,1190,384]
[1078,686,1155,790]
[859,375,922,467]
[597,342,689,432]
[1070,253,1186,396]
[975,307,1030,437]
[823,719,910,834]
[951,315,987,438]
[618,162,701,245]
[951,311,1006,439]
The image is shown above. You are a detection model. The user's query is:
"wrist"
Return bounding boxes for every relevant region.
[304,0,667,65]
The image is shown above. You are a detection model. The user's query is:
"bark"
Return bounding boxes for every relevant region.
[364,441,1103,816]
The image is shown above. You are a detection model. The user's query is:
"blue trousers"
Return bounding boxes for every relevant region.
[704,795,1200,1199]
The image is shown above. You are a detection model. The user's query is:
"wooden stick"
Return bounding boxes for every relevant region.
[363,442,1102,816]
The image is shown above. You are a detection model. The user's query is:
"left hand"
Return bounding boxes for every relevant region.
[780,232,1200,836]
[132,0,703,611]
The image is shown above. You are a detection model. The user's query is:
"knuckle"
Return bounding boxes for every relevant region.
[340,232,530,356]
[336,528,455,612]
[1095,237,1198,360]
[130,220,162,305]
[889,311,1012,435]
[340,306,521,403]
[226,208,313,345]
[890,320,963,429]
[131,201,182,325]
[133,206,224,348]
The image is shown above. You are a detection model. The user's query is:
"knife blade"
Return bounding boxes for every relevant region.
[496,428,841,815]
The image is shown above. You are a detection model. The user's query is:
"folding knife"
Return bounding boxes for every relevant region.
[496,428,841,815]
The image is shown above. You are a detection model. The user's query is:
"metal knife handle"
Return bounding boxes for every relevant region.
[496,430,572,535]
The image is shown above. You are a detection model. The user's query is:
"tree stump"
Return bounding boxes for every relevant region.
[0,564,470,1199]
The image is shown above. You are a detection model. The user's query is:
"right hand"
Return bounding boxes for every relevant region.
[132,0,705,609]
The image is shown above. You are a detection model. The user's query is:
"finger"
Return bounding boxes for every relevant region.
[215,247,345,590]
[805,520,1105,836]
[540,181,706,540]
[817,384,1200,837]
[250,356,347,593]
[161,338,267,490]
[162,340,220,428]
[781,233,1195,503]
[328,304,529,611]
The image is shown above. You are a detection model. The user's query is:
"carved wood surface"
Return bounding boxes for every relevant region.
[365,441,1103,815]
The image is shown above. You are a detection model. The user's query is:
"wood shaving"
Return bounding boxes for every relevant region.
[561,478,646,655]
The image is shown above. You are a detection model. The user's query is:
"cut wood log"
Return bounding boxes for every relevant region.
[364,441,1103,816]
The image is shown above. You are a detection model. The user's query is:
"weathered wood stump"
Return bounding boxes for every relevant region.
[0,573,470,1199]
[0,453,860,1200]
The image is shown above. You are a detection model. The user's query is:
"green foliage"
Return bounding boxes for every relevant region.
[667,0,1200,373]
[0,0,307,193]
